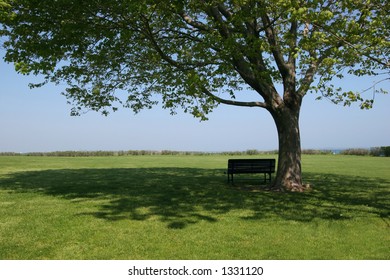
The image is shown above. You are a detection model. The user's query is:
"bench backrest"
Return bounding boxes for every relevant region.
[228,159,276,172]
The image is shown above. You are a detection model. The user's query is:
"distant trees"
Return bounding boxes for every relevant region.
[1,147,389,157]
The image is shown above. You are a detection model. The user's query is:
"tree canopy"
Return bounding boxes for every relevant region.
[1,0,388,118]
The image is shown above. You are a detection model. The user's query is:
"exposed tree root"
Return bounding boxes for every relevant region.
[266,183,312,193]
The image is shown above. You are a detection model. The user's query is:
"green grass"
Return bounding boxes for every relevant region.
[0,155,389,259]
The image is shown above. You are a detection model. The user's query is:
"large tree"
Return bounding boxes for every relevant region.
[1,0,389,191]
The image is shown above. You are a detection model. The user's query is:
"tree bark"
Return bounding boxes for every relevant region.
[269,104,307,192]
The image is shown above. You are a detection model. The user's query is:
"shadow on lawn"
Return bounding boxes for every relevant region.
[0,168,389,228]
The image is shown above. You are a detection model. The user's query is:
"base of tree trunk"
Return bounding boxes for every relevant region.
[266,183,312,192]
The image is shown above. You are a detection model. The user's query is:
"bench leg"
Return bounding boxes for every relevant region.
[227,173,233,183]
[263,172,272,183]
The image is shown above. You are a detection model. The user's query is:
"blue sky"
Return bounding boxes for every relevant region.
[1,50,389,153]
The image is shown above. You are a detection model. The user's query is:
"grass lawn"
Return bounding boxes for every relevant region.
[0,154,389,259]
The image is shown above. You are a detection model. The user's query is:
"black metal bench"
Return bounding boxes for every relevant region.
[227,159,276,183]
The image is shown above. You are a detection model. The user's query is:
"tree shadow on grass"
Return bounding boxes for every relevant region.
[0,168,389,228]
[245,172,390,223]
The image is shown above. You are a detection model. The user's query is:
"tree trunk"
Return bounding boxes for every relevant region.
[270,105,308,192]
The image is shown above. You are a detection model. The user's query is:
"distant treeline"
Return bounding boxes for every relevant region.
[340,147,390,157]
[0,147,389,157]
[0,150,276,157]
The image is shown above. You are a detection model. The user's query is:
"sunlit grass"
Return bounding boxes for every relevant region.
[0,155,389,259]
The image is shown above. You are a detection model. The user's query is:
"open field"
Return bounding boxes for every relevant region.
[0,155,389,259]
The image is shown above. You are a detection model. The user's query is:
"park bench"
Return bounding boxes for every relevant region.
[227,158,276,183]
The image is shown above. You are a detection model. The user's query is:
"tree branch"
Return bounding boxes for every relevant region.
[297,60,320,96]
[260,12,290,76]
[287,20,298,65]
[201,86,267,108]
[207,5,230,38]
[179,12,211,32]
[217,3,233,20]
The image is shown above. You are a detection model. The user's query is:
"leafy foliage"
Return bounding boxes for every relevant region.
[1,0,389,118]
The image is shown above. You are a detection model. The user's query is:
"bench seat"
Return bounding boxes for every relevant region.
[227,158,276,183]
